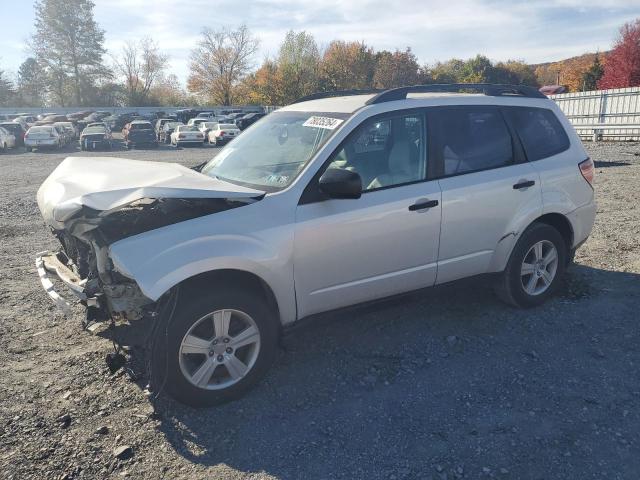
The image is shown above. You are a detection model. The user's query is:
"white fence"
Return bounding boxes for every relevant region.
[550,86,640,141]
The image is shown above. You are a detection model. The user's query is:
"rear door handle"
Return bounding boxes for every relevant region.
[409,199,439,211]
[513,180,535,190]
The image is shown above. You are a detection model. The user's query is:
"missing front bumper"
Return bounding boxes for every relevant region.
[35,251,94,316]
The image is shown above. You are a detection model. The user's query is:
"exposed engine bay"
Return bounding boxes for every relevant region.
[47,196,251,321]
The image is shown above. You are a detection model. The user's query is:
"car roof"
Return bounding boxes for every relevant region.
[280,88,553,114]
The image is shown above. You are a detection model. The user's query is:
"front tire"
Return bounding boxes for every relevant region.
[152,286,279,407]
[494,223,567,308]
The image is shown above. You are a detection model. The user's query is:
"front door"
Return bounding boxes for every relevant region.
[293,111,442,318]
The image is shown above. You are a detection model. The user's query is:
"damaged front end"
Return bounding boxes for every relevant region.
[35,156,265,323]
[37,196,250,322]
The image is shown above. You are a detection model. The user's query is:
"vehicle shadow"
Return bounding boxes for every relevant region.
[140,263,640,477]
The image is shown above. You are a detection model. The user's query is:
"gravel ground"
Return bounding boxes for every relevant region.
[0,139,639,480]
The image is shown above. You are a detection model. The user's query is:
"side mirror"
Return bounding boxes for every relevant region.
[318,168,362,199]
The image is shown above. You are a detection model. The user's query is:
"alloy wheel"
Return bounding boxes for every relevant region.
[178,309,261,390]
[520,240,559,296]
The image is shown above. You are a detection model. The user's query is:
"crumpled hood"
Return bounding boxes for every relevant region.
[37,156,264,228]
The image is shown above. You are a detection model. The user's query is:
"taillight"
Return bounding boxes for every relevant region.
[219,131,225,136]
[579,158,594,187]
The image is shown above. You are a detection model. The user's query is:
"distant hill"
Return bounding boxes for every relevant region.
[531,51,609,91]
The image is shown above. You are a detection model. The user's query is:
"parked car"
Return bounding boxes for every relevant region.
[25,125,63,151]
[0,126,16,152]
[187,118,210,127]
[86,122,111,133]
[16,115,37,127]
[36,112,57,121]
[235,112,265,130]
[103,114,132,131]
[0,122,26,147]
[34,84,596,407]
[207,123,241,145]
[195,112,215,120]
[159,121,182,144]
[170,124,205,146]
[155,118,174,140]
[35,114,69,126]
[198,121,218,141]
[175,109,200,124]
[80,125,112,151]
[54,122,78,143]
[123,120,158,149]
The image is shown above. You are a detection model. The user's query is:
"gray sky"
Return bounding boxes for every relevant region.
[1,0,640,84]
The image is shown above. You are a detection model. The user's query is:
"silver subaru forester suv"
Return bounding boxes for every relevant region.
[36,84,596,406]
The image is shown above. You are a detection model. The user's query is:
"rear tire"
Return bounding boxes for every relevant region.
[494,223,567,308]
[151,286,279,407]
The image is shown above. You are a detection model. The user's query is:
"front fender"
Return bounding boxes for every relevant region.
[107,208,296,325]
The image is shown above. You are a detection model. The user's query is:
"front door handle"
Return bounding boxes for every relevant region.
[513,180,535,190]
[409,199,439,211]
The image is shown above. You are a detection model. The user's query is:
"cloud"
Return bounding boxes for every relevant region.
[4,0,640,84]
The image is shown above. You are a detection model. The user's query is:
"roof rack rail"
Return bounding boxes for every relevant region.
[366,83,547,104]
[292,89,384,104]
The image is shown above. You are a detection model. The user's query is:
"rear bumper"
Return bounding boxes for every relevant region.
[25,139,58,147]
[35,251,91,315]
[567,200,597,248]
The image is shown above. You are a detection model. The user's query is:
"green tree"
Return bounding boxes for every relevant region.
[581,54,604,91]
[276,31,320,103]
[17,57,47,106]
[32,0,109,106]
[0,69,16,106]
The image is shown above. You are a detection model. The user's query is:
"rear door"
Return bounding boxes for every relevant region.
[431,106,543,284]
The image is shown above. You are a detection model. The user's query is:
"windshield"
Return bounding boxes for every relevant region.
[179,125,199,132]
[201,111,349,191]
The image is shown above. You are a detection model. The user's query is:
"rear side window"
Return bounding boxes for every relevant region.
[434,107,513,176]
[508,107,570,161]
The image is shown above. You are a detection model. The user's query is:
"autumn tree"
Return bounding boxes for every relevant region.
[188,25,259,105]
[243,59,283,105]
[276,31,320,103]
[113,37,169,106]
[373,48,419,88]
[598,19,640,89]
[32,0,109,106]
[319,41,376,91]
[582,54,604,91]
[148,74,190,106]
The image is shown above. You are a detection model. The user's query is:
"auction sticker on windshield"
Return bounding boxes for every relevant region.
[303,116,344,130]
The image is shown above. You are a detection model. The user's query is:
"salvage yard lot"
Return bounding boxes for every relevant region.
[0,141,639,479]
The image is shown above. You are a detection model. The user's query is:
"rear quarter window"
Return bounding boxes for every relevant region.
[508,107,570,161]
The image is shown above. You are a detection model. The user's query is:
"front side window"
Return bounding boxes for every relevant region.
[435,107,513,176]
[326,113,426,191]
[201,111,349,191]
[508,107,570,161]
